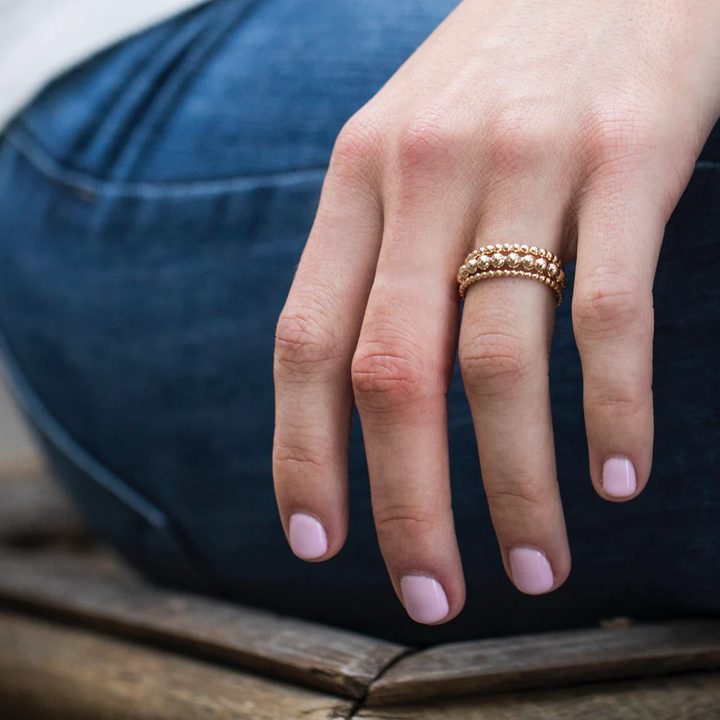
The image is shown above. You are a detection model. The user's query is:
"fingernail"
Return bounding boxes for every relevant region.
[400,575,449,624]
[602,457,637,498]
[288,513,327,560]
[509,547,554,595]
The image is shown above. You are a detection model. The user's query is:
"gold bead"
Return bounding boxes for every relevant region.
[457,247,566,306]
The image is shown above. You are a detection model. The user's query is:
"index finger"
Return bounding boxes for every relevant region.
[273,123,382,561]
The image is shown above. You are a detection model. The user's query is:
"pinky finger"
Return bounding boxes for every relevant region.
[572,182,662,502]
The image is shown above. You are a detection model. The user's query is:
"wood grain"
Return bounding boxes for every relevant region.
[0,610,353,720]
[0,460,88,544]
[358,672,720,719]
[366,621,720,706]
[0,549,406,698]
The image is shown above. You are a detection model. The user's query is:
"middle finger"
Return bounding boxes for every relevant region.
[351,185,471,625]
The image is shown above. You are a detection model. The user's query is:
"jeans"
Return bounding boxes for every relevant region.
[0,0,719,647]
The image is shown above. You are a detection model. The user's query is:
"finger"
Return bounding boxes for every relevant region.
[460,230,571,595]
[273,119,382,560]
[351,195,468,625]
[572,167,664,502]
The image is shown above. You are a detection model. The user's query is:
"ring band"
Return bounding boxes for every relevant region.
[457,244,567,305]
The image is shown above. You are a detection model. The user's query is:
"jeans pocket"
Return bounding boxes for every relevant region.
[0,329,211,593]
[16,0,266,183]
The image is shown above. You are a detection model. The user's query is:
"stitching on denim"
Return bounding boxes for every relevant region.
[7,124,719,200]
[4,126,328,198]
[0,329,167,530]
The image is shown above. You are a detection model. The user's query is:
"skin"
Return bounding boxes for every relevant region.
[272,0,720,624]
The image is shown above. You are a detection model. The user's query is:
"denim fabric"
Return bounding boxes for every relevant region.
[0,0,719,646]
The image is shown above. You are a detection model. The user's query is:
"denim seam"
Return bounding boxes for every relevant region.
[0,329,168,531]
[3,125,329,198]
[7,125,720,201]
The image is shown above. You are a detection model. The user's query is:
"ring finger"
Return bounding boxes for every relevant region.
[459,203,571,595]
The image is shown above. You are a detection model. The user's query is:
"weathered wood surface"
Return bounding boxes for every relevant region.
[4,609,720,720]
[7,460,720,716]
[358,673,720,719]
[366,620,720,706]
[0,459,88,544]
[0,610,353,720]
[0,549,406,698]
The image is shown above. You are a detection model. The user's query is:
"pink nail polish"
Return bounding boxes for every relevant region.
[509,547,554,595]
[602,457,637,498]
[401,575,449,625]
[288,513,327,560]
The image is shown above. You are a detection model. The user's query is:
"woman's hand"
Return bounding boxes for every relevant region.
[272,0,720,624]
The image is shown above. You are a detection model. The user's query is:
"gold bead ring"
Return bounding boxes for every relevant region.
[457,244,567,305]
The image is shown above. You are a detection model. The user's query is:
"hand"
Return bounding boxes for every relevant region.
[272,0,720,624]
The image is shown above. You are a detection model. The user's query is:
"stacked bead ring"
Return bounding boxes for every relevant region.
[457,244,568,305]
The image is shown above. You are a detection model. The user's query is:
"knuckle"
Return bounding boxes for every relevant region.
[396,106,462,177]
[275,304,342,375]
[459,330,534,396]
[581,98,659,174]
[585,381,651,419]
[331,110,383,178]
[374,504,439,541]
[573,273,650,340]
[485,113,559,177]
[351,340,427,413]
[485,481,553,514]
[273,439,327,474]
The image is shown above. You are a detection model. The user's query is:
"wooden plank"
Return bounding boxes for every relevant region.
[0,459,88,544]
[357,673,720,719]
[0,455,45,478]
[0,610,353,720]
[0,549,406,698]
[367,621,720,705]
